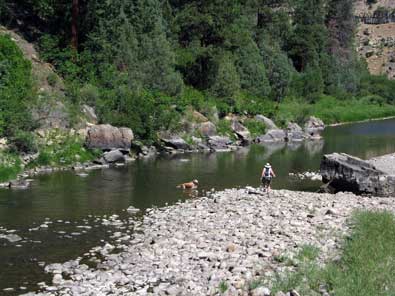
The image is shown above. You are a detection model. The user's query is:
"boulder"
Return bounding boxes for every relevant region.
[207,136,232,151]
[81,104,98,124]
[255,115,278,130]
[286,122,306,142]
[255,129,286,143]
[160,135,190,150]
[86,124,134,150]
[231,120,251,144]
[320,153,395,196]
[198,121,217,137]
[103,150,125,163]
[304,116,325,139]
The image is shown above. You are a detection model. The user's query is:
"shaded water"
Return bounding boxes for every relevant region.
[1,119,395,293]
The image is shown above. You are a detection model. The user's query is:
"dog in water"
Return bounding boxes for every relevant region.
[176,179,198,189]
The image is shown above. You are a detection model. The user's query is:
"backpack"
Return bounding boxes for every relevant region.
[264,167,271,178]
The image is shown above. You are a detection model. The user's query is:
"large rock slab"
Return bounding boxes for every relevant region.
[255,129,286,143]
[320,152,395,196]
[207,136,232,151]
[198,122,217,137]
[286,122,306,142]
[231,120,251,144]
[159,135,190,150]
[86,124,134,150]
[255,115,277,130]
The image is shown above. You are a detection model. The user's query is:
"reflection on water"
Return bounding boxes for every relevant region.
[1,118,395,292]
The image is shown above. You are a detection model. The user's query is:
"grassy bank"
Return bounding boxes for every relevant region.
[276,95,395,126]
[269,211,395,295]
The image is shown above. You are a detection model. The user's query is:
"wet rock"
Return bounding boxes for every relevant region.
[159,134,190,150]
[255,129,286,143]
[103,150,125,163]
[0,234,22,243]
[286,122,306,142]
[207,136,232,151]
[86,124,134,150]
[304,116,325,140]
[255,115,278,130]
[9,179,30,189]
[126,206,140,215]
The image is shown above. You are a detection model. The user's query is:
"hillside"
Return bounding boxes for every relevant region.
[355,0,395,79]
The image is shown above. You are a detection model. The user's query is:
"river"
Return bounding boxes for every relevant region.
[1,118,395,294]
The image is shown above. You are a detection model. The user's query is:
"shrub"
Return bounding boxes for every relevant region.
[47,72,58,87]
[0,34,35,137]
[243,119,266,137]
[9,130,38,153]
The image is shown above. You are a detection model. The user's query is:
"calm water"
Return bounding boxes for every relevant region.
[2,119,395,293]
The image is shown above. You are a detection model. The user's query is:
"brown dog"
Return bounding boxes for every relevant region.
[176,179,198,189]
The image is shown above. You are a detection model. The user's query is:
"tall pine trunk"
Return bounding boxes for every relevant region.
[71,0,79,50]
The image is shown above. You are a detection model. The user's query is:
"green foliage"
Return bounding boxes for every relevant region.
[29,132,99,167]
[210,53,240,98]
[243,119,266,137]
[272,211,395,296]
[0,34,35,138]
[47,72,58,87]
[9,130,38,154]
[216,119,233,137]
[0,152,22,182]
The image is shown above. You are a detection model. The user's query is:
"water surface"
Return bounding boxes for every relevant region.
[1,118,395,293]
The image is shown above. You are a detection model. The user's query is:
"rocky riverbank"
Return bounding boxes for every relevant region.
[23,187,395,296]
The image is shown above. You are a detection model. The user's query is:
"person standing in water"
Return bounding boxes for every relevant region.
[261,163,276,191]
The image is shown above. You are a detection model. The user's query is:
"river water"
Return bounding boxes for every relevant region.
[1,119,395,294]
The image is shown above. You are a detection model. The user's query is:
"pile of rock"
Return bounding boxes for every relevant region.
[256,116,325,144]
[26,187,395,296]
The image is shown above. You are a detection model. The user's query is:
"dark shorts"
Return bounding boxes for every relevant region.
[261,177,272,187]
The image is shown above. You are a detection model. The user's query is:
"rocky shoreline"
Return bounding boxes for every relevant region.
[23,187,395,296]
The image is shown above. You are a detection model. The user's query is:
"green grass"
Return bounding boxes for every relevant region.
[0,152,22,182]
[275,95,395,126]
[271,211,395,296]
[218,281,228,293]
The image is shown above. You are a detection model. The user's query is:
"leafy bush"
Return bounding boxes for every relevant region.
[47,72,58,87]
[0,152,22,182]
[29,132,100,167]
[216,119,233,137]
[9,130,38,153]
[243,119,266,137]
[0,35,35,138]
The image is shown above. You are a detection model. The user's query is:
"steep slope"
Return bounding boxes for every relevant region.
[0,26,71,129]
[355,1,395,79]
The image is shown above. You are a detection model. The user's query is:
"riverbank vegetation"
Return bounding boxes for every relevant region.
[1,0,395,146]
[270,211,395,295]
